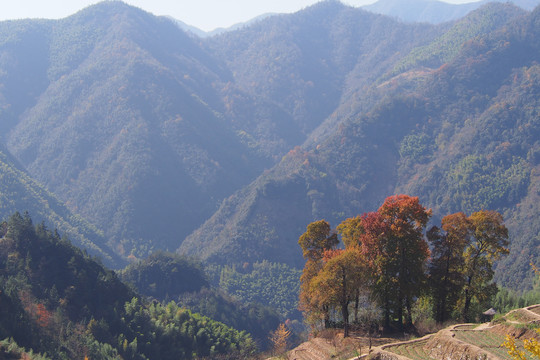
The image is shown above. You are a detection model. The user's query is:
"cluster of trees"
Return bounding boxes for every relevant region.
[119,251,209,300]
[299,195,509,337]
[120,252,284,350]
[208,261,302,319]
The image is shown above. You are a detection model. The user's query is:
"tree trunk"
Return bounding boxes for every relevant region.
[463,277,472,322]
[384,287,390,331]
[405,296,412,327]
[354,289,359,324]
[342,300,350,337]
[439,252,451,324]
[397,287,403,331]
[341,266,350,337]
[324,305,330,328]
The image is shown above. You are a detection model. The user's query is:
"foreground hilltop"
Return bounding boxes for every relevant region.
[285,305,540,360]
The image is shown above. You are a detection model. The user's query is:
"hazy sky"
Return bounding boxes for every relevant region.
[0,0,482,31]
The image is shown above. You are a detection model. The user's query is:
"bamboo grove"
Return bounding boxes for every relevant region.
[298,195,509,337]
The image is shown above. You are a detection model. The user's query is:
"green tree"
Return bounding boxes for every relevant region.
[428,212,469,323]
[298,220,338,261]
[461,210,509,321]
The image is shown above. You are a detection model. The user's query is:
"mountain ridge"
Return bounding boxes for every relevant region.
[181,3,539,289]
[0,1,537,289]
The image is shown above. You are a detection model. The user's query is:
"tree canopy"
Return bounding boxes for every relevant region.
[299,195,510,335]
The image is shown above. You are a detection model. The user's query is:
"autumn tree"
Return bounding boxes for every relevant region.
[461,210,509,321]
[337,216,365,248]
[298,220,338,261]
[337,212,386,323]
[334,196,431,331]
[375,195,431,330]
[502,330,540,359]
[298,220,338,328]
[310,248,366,337]
[428,212,469,323]
[269,323,291,356]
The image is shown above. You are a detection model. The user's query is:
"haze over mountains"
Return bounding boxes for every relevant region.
[172,0,540,36]
[0,0,538,293]
[362,0,540,23]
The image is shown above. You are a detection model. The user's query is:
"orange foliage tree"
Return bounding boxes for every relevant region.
[373,195,431,330]
[298,220,339,328]
[298,196,509,334]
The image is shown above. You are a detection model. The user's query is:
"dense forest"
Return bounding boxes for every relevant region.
[0,0,539,357]
[0,212,256,359]
[181,1,540,291]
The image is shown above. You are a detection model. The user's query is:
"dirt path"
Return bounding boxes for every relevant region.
[474,322,494,330]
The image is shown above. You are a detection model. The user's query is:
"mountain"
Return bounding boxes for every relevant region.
[205,0,445,152]
[181,3,539,289]
[0,143,120,266]
[361,0,540,23]
[168,17,209,38]
[1,2,298,258]
[363,0,488,23]
[1,0,443,260]
[0,0,538,291]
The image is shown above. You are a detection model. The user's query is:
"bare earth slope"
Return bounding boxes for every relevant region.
[282,305,540,360]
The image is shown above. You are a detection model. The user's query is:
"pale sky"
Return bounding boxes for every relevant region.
[0,0,482,32]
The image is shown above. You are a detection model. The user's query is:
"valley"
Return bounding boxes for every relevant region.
[0,0,538,358]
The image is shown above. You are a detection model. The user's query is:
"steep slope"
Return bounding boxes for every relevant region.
[1,2,287,257]
[0,1,443,260]
[205,1,442,140]
[0,143,120,266]
[388,2,526,75]
[181,3,539,289]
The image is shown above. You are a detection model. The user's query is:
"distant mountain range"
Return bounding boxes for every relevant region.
[170,13,275,38]
[170,0,540,37]
[0,0,538,291]
[361,0,540,23]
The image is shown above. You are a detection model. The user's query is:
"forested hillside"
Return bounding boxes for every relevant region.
[180,2,539,290]
[0,144,119,265]
[0,212,256,359]
[0,0,538,298]
[1,2,291,257]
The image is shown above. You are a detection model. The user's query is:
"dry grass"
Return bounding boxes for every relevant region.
[528,306,540,316]
[453,330,513,359]
[386,339,431,360]
[507,309,538,323]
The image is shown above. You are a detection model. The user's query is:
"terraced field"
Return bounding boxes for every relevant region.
[285,305,540,360]
[453,330,509,358]
[506,309,539,323]
[385,339,431,360]
[528,305,540,316]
